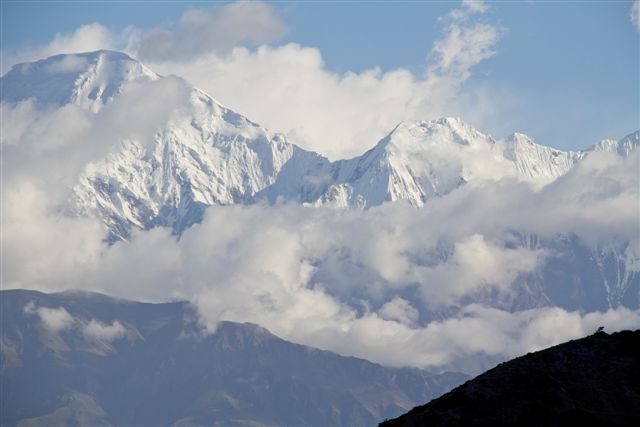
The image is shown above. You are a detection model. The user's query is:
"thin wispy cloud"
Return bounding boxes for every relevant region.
[632,1,640,31]
[428,0,501,82]
[137,1,286,62]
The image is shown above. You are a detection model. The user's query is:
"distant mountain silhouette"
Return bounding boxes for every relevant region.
[0,289,466,427]
[380,330,640,427]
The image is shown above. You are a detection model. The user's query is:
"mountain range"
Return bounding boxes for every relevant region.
[0,289,466,427]
[2,50,638,241]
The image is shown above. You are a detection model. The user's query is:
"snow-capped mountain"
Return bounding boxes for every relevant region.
[2,51,636,240]
[2,50,326,240]
[261,119,609,208]
[69,85,324,239]
[1,50,158,112]
[588,131,640,157]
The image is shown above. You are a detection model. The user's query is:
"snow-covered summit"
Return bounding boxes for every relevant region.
[588,131,640,158]
[1,50,158,111]
[499,132,583,181]
[261,117,596,208]
[0,50,320,240]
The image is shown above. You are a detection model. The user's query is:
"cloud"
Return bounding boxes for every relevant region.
[428,1,501,83]
[82,320,126,343]
[632,1,640,31]
[0,76,191,200]
[23,302,126,343]
[1,23,121,74]
[378,297,420,326]
[0,77,192,292]
[144,1,503,160]
[137,1,286,62]
[417,234,545,308]
[24,303,75,333]
[43,54,90,74]
[315,304,640,370]
[462,0,488,14]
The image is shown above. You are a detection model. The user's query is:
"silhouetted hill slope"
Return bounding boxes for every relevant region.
[380,330,640,427]
[0,289,466,427]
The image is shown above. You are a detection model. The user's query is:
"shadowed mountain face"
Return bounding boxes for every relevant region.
[380,330,640,427]
[0,290,466,427]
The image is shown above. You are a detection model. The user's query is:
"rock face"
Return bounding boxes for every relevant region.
[380,330,640,427]
[0,290,467,427]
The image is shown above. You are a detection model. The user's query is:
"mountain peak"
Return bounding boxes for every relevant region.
[588,130,640,157]
[375,118,493,156]
[1,50,158,111]
[504,132,535,145]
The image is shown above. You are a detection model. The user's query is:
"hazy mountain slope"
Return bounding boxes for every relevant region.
[380,330,640,427]
[0,290,467,427]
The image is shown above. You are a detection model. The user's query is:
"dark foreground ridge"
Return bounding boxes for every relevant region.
[0,289,466,427]
[380,329,640,427]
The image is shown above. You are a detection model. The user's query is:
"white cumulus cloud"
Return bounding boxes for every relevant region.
[82,320,126,343]
[24,303,75,333]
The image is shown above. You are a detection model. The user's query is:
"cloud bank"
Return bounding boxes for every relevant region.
[3,89,638,370]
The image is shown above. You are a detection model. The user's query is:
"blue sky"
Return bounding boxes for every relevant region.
[1,0,639,154]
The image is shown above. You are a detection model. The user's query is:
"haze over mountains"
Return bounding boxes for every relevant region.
[1,50,639,376]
